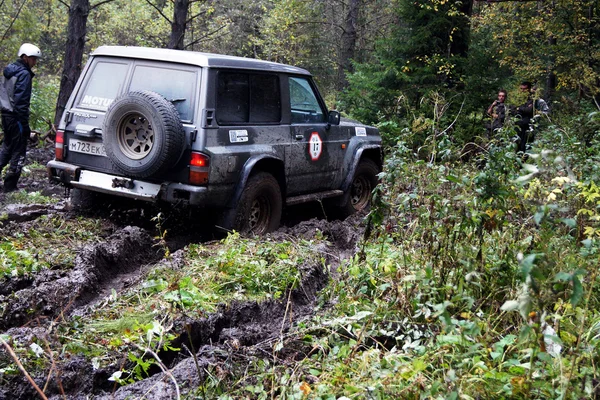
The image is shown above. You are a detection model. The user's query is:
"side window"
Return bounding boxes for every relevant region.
[217,73,248,123]
[289,77,325,124]
[216,72,281,125]
[77,61,128,111]
[130,65,196,122]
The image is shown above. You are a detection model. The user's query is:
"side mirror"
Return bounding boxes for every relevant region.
[328,110,340,125]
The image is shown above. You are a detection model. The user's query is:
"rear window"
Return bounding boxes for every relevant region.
[216,72,281,125]
[129,65,196,121]
[77,61,128,111]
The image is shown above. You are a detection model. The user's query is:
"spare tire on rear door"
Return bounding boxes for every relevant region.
[103,90,185,178]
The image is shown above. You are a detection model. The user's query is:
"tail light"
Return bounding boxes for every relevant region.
[189,152,209,185]
[55,130,65,160]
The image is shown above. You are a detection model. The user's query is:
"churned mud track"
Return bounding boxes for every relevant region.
[89,218,363,400]
[0,162,365,400]
[0,226,162,331]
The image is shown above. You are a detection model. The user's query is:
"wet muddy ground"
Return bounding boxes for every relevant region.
[0,143,365,399]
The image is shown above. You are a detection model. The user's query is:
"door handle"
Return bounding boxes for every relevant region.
[295,134,304,140]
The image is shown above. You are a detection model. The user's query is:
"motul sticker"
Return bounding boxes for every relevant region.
[81,95,114,108]
[308,132,322,161]
[355,127,367,136]
[229,130,248,143]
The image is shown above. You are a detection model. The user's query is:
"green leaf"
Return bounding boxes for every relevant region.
[537,352,552,362]
[520,254,537,277]
[554,272,572,282]
[446,175,460,183]
[534,212,544,225]
[571,276,583,306]
[561,218,577,228]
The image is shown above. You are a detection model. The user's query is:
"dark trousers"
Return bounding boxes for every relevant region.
[516,119,531,153]
[0,114,28,192]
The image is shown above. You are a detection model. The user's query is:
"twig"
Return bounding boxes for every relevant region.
[0,336,48,400]
[134,344,181,400]
[0,0,29,42]
[143,0,172,23]
[90,0,116,10]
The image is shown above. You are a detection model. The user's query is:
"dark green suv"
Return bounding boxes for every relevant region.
[47,46,382,233]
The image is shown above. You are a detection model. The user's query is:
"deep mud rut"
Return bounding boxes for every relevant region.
[0,144,366,399]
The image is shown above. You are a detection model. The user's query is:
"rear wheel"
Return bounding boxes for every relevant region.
[233,172,282,235]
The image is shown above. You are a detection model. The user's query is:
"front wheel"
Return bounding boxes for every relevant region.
[333,159,380,219]
[233,172,282,235]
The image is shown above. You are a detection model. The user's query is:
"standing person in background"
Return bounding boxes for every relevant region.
[487,89,508,134]
[532,85,550,115]
[514,81,534,153]
[0,43,41,192]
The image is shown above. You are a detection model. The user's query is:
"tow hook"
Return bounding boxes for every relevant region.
[112,177,134,189]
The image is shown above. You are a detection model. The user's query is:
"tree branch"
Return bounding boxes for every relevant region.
[0,336,48,400]
[143,0,172,23]
[57,0,69,8]
[91,0,116,10]
[184,24,228,49]
[1,0,29,43]
[185,10,207,25]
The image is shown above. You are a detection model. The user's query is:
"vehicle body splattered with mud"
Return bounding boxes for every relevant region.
[47,46,382,233]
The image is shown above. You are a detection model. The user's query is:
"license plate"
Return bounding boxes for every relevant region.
[68,138,106,156]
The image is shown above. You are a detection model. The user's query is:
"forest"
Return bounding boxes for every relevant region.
[1,0,600,399]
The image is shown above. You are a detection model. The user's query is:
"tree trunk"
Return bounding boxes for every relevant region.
[54,0,90,126]
[338,0,360,90]
[450,0,473,57]
[168,0,189,49]
[545,35,557,103]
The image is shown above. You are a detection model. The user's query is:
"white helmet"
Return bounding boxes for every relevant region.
[18,43,42,58]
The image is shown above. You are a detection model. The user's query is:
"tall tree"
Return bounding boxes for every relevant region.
[144,0,213,50]
[338,0,360,90]
[54,0,114,125]
[168,0,188,49]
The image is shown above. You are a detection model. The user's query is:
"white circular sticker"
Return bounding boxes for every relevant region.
[308,132,322,161]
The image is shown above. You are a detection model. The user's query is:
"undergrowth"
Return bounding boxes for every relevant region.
[0,215,108,278]
[198,120,600,399]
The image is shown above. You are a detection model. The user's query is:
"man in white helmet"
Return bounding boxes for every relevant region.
[0,43,41,192]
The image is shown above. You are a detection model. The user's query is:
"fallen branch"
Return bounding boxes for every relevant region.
[134,344,181,400]
[0,335,48,400]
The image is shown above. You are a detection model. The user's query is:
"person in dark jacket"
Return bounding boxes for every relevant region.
[514,81,534,153]
[0,43,41,192]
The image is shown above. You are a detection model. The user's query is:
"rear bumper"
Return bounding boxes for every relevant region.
[47,160,209,205]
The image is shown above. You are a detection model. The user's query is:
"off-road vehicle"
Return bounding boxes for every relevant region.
[47,46,383,233]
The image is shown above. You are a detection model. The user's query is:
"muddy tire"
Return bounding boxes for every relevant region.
[233,172,282,234]
[103,90,185,178]
[332,159,379,219]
